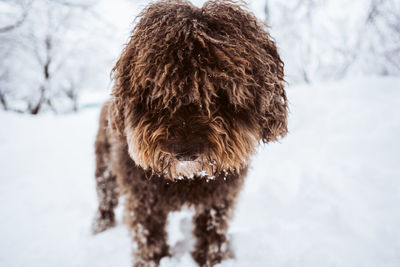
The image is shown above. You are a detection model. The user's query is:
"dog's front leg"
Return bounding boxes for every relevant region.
[127,201,170,267]
[192,201,234,267]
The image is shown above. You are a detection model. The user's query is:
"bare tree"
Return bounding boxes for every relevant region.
[268,0,400,83]
[0,74,8,110]
[363,0,400,74]
[0,0,114,114]
[0,0,32,33]
[264,0,270,23]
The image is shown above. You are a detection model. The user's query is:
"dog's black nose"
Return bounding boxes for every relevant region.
[171,143,202,161]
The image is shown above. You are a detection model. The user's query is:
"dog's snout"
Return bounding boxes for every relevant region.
[171,143,202,161]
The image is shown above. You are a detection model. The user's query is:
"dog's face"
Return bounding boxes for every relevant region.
[123,93,260,180]
[109,1,288,180]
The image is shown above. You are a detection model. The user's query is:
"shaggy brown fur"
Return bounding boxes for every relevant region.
[92,0,287,266]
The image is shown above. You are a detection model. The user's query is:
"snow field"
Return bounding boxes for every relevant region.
[0,76,399,266]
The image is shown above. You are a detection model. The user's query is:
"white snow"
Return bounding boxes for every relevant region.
[1,76,400,266]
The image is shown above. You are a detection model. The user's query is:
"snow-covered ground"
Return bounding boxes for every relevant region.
[1,76,399,267]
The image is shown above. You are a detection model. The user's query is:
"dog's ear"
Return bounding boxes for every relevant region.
[108,39,137,137]
[201,1,288,143]
[258,81,288,143]
[257,37,288,143]
[108,97,126,137]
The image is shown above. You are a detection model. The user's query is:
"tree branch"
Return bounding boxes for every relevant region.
[0,1,32,33]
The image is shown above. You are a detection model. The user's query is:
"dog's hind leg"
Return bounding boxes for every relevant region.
[92,103,119,234]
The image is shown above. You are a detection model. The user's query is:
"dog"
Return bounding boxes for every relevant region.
[92,1,288,266]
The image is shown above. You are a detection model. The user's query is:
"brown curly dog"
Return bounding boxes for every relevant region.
[92,0,288,266]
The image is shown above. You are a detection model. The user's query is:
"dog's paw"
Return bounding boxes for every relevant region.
[91,210,116,234]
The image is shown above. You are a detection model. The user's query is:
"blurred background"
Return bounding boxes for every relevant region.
[0,1,399,267]
[1,0,399,113]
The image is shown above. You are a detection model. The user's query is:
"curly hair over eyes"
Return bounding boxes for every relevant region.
[109,0,287,144]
